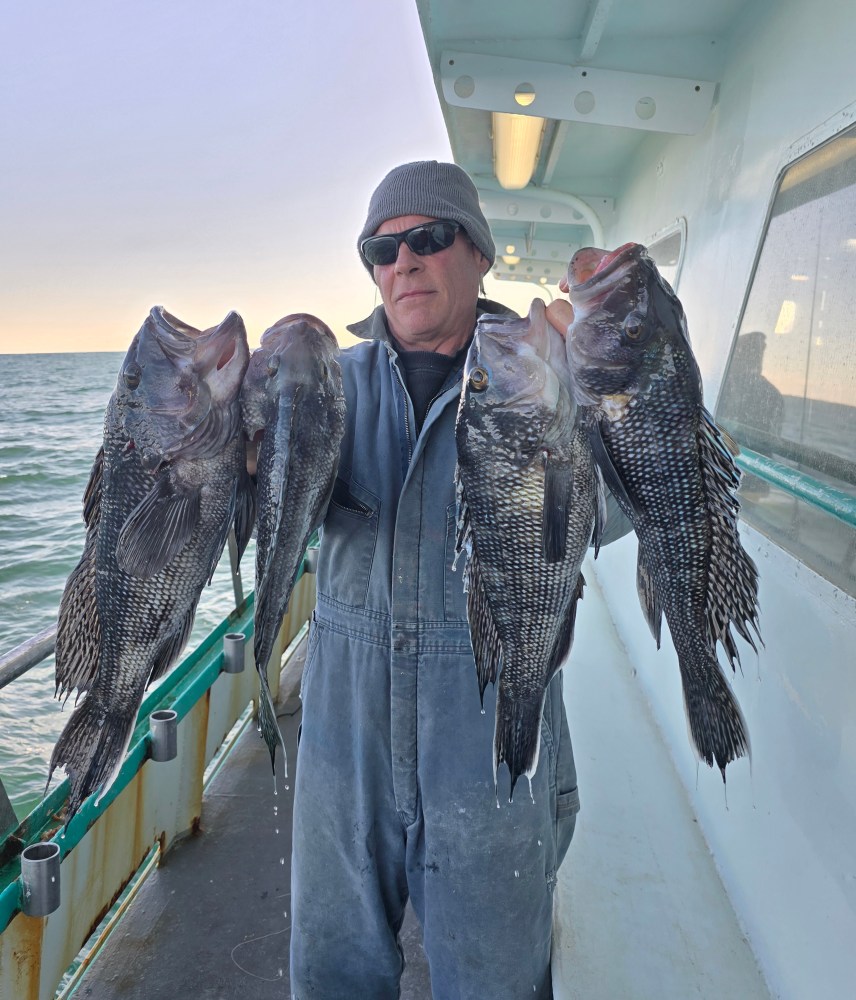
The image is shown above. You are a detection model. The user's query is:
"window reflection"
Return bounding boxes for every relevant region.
[717,126,856,595]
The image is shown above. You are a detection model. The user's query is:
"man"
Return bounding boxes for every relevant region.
[290,161,621,999]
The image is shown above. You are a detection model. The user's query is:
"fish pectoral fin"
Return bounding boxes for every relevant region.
[116,474,202,579]
[542,456,573,563]
[636,547,663,647]
[591,462,608,556]
[585,416,639,518]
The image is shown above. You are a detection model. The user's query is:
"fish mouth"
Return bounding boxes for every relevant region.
[133,308,248,465]
[572,243,640,287]
[565,243,644,308]
[476,298,547,345]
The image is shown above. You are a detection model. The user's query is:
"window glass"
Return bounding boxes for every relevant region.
[716,127,856,595]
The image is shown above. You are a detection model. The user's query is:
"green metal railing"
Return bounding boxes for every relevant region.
[735,446,856,529]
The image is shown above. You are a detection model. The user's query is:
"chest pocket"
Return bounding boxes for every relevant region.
[318,477,380,610]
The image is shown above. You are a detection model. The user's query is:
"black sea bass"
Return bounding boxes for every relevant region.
[241,314,345,774]
[455,299,605,797]
[564,244,761,779]
[50,308,254,820]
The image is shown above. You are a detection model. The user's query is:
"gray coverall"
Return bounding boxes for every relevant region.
[290,301,606,999]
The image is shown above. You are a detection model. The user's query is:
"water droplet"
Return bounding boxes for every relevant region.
[284,784,290,791]
[279,857,285,865]
[275,828,279,835]
[537,840,542,847]
[273,805,278,816]
[480,708,486,715]
[514,870,520,878]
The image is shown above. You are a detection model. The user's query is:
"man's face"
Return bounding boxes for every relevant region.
[372,215,488,355]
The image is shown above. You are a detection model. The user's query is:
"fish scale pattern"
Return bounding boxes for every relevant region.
[568,244,760,779]
[455,308,599,797]
[241,315,346,775]
[50,308,251,821]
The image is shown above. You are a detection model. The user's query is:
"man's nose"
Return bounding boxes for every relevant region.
[394,241,424,273]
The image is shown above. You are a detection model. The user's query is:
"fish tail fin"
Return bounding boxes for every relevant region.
[681,650,750,781]
[256,668,288,778]
[48,695,137,822]
[494,686,545,800]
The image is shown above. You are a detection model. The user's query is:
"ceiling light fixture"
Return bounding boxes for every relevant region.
[492,111,545,190]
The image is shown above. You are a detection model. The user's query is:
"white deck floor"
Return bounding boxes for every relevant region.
[551,560,772,1000]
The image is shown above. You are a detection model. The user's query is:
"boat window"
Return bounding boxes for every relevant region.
[647,218,686,290]
[716,125,856,596]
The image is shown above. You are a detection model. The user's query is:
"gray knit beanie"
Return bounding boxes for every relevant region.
[358,161,495,273]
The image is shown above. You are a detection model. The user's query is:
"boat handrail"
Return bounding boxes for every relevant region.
[0,625,56,693]
[0,524,257,694]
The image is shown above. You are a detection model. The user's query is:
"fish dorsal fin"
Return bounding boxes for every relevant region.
[698,409,762,666]
[636,545,663,647]
[542,454,573,563]
[55,527,101,703]
[116,473,202,579]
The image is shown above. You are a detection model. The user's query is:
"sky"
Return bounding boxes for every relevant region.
[1,0,546,354]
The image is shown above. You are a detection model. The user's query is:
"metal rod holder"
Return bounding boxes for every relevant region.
[20,841,61,917]
[303,547,319,574]
[223,632,246,674]
[149,709,178,762]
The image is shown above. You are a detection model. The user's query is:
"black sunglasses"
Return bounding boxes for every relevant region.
[360,220,463,266]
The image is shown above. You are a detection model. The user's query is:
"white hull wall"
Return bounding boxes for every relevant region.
[590,1,856,997]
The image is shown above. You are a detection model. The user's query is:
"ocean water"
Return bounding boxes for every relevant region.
[0,352,248,819]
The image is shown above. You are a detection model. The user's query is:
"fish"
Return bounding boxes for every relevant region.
[240,313,345,774]
[564,243,761,779]
[454,299,605,798]
[49,307,255,820]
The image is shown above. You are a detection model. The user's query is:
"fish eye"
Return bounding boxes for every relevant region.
[623,312,645,339]
[266,354,281,377]
[123,362,142,390]
[468,367,489,392]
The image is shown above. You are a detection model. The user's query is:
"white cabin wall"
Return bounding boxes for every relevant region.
[585,1,856,997]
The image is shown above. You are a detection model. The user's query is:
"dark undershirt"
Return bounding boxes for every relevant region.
[390,333,472,434]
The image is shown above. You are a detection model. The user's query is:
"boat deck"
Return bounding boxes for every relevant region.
[79,563,770,999]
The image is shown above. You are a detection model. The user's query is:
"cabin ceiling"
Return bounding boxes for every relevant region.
[415,0,745,285]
